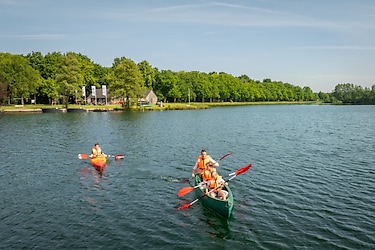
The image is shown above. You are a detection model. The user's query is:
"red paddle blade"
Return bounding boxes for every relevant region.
[78,154,89,159]
[114,154,124,159]
[219,152,232,161]
[235,163,252,176]
[177,203,192,210]
[178,187,195,197]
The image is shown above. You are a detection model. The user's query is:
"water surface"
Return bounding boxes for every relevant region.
[0,105,374,249]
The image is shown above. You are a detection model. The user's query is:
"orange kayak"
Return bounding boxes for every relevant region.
[90,156,107,173]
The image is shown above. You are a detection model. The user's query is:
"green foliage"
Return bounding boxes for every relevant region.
[0,52,40,105]
[106,57,144,108]
[75,53,99,88]
[55,52,83,108]
[318,92,331,103]
[154,70,178,103]
[40,78,59,103]
[137,60,155,89]
[3,50,375,106]
[332,83,375,104]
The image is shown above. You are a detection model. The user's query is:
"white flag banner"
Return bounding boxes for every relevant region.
[82,86,86,97]
[102,85,107,96]
[91,86,96,96]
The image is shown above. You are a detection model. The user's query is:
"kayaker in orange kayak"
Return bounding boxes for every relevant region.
[90,143,107,158]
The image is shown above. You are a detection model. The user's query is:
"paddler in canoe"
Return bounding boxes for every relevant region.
[207,168,229,200]
[202,162,228,200]
[191,149,219,180]
[193,161,233,218]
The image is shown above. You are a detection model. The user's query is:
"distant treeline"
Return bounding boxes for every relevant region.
[0,51,374,107]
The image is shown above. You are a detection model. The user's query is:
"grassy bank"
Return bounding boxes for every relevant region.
[1,101,321,112]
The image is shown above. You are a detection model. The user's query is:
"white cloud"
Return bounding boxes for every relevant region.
[99,2,345,30]
[290,45,375,50]
[0,34,66,39]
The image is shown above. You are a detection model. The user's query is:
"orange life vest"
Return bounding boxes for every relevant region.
[209,175,223,190]
[196,155,212,174]
[202,169,212,182]
[92,147,103,157]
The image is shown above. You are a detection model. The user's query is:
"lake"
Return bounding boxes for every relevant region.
[0,105,374,249]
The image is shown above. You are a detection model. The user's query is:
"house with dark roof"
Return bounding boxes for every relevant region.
[86,89,157,105]
[87,89,108,105]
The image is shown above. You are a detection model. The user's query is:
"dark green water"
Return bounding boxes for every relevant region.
[1,105,374,249]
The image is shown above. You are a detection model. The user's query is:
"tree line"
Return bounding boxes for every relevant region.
[1,51,374,107]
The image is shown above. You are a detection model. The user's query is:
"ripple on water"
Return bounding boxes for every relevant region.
[1,106,375,249]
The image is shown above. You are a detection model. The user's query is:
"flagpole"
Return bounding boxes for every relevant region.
[188,88,190,106]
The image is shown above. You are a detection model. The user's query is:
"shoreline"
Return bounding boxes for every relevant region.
[0,101,321,114]
[0,108,119,113]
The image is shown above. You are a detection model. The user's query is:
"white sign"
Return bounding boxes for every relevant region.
[91,86,96,96]
[82,86,86,97]
[102,85,107,96]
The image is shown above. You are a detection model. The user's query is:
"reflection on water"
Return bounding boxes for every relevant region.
[200,208,231,239]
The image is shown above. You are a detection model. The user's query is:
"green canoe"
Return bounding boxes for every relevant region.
[194,175,234,218]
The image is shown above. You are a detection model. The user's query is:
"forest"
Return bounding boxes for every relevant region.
[1,51,374,107]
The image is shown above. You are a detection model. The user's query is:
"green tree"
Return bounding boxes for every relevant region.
[302,86,316,101]
[55,52,83,108]
[176,71,193,103]
[41,52,63,79]
[137,60,155,89]
[76,53,98,87]
[238,74,251,83]
[25,51,63,104]
[106,57,143,108]
[318,91,331,103]
[40,78,59,104]
[294,86,304,101]
[371,85,375,104]
[0,53,40,105]
[154,70,178,103]
[332,83,373,104]
[215,73,232,101]
[25,51,44,73]
[0,71,7,105]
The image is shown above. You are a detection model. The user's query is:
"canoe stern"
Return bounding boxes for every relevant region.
[194,176,234,218]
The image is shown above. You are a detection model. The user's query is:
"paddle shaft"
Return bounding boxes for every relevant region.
[78,153,124,159]
[178,181,227,210]
[178,163,251,197]
[181,152,233,183]
[177,163,252,210]
[178,182,206,197]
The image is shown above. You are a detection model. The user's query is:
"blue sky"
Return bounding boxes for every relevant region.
[1,0,374,92]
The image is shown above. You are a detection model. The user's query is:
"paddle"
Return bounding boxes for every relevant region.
[218,153,233,161]
[177,163,252,210]
[180,152,233,183]
[228,163,252,180]
[177,163,251,197]
[177,183,206,197]
[177,184,224,210]
[78,153,124,160]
